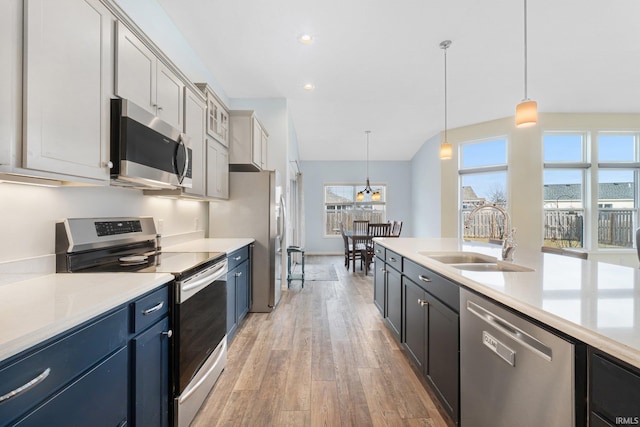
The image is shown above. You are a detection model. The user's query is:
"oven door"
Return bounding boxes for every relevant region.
[175,259,227,394]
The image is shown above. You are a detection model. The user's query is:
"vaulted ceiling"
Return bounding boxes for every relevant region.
[157,0,640,161]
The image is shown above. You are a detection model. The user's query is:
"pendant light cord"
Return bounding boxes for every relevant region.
[444,46,448,143]
[523,0,528,100]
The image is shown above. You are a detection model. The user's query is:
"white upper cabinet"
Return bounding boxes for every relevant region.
[229,110,268,172]
[206,139,229,200]
[0,0,21,168]
[115,22,183,131]
[195,83,229,148]
[22,0,114,181]
[183,87,206,197]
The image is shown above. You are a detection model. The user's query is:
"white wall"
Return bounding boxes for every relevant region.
[410,133,442,237]
[0,183,207,264]
[301,160,412,254]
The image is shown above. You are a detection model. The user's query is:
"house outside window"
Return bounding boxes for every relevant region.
[458,138,508,243]
[324,184,386,236]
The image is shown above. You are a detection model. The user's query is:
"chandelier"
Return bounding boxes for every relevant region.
[356,130,381,202]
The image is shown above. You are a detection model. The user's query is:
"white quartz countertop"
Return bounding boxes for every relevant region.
[0,272,173,363]
[375,237,640,369]
[163,238,254,254]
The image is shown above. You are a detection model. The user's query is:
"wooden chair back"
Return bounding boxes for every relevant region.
[353,220,369,234]
[368,223,391,237]
[390,221,403,237]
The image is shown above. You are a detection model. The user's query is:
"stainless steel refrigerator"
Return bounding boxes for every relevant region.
[210,170,284,312]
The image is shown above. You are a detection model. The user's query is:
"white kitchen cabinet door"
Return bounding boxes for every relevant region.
[23,0,113,180]
[0,0,21,167]
[183,88,206,197]
[115,21,156,115]
[260,128,268,169]
[156,63,184,131]
[115,22,183,131]
[206,139,229,199]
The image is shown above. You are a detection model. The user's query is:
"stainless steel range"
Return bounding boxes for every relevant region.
[56,217,227,427]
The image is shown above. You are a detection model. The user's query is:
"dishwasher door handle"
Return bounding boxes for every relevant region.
[466,300,553,361]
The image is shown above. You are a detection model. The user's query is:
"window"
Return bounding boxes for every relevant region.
[597,133,639,248]
[323,184,386,236]
[459,138,508,242]
[543,133,588,248]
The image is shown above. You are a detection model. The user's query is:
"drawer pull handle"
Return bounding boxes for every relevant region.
[142,301,164,315]
[376,249,381,254]
[162,330,173,338]
[234,256,242,261]
[418,299,429,307]
[389,257,397,262]
[380,268,387,273]
[235,272,243,277]
[418,274,432,283]
[0,368,51,403]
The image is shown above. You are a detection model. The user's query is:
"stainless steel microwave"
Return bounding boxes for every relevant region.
[110,98,192,189]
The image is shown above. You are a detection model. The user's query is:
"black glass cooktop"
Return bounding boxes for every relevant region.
[78,251,225,278]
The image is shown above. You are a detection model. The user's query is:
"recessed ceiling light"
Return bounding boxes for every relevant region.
[303,83,315,91]
[298,34,313,44]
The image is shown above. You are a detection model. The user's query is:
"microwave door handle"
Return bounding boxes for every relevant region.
[177,133,189,184]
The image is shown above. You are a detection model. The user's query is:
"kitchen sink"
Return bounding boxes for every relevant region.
[449,262,534,272]
[419,251,497,264]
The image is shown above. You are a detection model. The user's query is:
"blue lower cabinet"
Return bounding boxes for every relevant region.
[14,347,128,427]
[132,317,170,427]
[227,245,252,342]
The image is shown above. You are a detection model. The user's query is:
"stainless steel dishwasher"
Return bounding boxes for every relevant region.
[460,289,575,427]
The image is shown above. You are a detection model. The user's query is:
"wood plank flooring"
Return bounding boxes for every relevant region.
[192,256,452,427]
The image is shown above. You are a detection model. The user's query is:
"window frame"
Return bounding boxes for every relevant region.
[322,183,387,238]
[458,136,509,241]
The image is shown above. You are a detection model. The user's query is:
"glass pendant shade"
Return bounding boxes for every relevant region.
[439,141,453,160]
[515,99,538,127]
[371,191,381,201]
[356,191,365,201]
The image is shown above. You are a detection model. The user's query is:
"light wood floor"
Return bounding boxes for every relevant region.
[192,256,452,427]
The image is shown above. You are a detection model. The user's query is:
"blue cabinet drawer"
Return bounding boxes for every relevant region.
[228,246,249,271]
[385,249,402,272]
[403,259,460,312]
[132,286,169,334]
[373,243,385,260]
[0,307,127,423]
[13,346,128,427]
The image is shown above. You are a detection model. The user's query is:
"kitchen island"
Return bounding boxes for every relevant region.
[373,237,640,427]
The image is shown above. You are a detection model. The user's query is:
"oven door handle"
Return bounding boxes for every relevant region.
[180,262,227,294]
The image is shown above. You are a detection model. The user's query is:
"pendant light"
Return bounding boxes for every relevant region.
[515,0,538,127]
[439,40,453,160]
[356,131,381,202]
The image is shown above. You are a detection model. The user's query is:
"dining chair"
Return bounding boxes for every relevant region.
[366,223,391,271]
[353,220,369,235]
[541,246,588,260]
[339,222,352,269]
[391,221,403,237]
[351,234,368,273]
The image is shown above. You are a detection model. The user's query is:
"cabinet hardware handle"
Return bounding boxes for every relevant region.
[380,268,387,273]
[157,106,163,111]
[162,330,173,338]
[418,274,431,283]
[152,103,157,108]
[418,299,429,307]
[0,368,51,403]
[235,272,242,277]
[389,257,397,262]
[234,256,242,261]
[104,161,113,169]
[142,301,164,315]
[376,249,381,254]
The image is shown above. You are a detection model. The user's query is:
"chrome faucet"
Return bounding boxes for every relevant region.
[464,202,517,261]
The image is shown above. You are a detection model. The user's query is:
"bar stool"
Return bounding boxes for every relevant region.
[287,246,305,288]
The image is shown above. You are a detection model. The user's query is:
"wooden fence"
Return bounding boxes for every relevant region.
[325,210,385,235]
[465,209,635,248]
